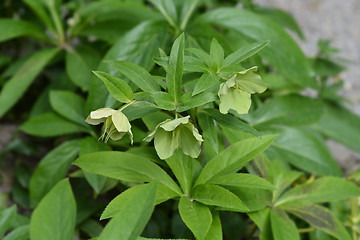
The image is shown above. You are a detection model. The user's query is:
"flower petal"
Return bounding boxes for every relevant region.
[219,87,251,114]
[111,110,131,132]
[179,125,202,158]
[90,108,114,119]
[234,66,267,94]
[85,116,104,125]
[154,129,178,159]
[160,116,190,131]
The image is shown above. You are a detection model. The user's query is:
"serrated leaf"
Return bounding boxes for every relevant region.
[152,91,176,110]
[149,0,178,28]
[85,21,167,113]
[222,41,269,68]
[198,8,316,88]
[0,48,58,118]
[167,33,185,104]
[205,211,222,240]
[195,135,277,186]
[29,139,82,207]
[179,197,212,240]
[276,177,360,206]
[109,60,159,92]
[203,108,260,137]
[122,101,159,121]
[177,92,217,112]
[30,179,76,240]
[210,38,224,71]
[208,173,274,190]
[198,112,218,153]
[49,90,86,126]
[74,151,182,195]
[93,71,133,103]
[20,112,88,137]
[193,184,249,212]
[165,151,193,195]
[99,182,157,240]
[192,72,220,96]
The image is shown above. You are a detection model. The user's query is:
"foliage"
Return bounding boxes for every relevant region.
[1,0,360,239]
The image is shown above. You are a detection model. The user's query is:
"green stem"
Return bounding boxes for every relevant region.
[119,100,137,111]
[48,1,65,44]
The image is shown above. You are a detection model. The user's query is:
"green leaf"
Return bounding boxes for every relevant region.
[167,33,185,104]
[85,20,167,113]
[149,0,178,28]
[195,135,277,186]
[65,46,100,91]
[108,60,160,92]
[270,208,300,240]
[93,71,133,103]
[205,211,222,240]
[152,91,176,110]
[0,48,58,118]
[210,38,224,71]
[179,0,200,30]
[281,203,351,240]
[101,184,153,220]
[248,207,273,240]
[248,94,324,127]
[0,205,17,236]
[266,126,343,177]
[312,103,360,154]
[203,108,260,137]
[3,225,29,240]
[99,182,157,240]
[0,19,47,43]
[29,139,81,207]
[229,187,271,212]
[122,101,159,121]
[177,92,217,112]
[272,171,303,202]
[276,177,360,206]
[80,137,110,194]
[193,184,249,212]
[197,8,315,88]
[208,173,274,190]
[30,179,76,240]
[222,41,269,68]
[49,90,86,126]
[20,112,88,137]
[198,112,218,153]
[22,0,54,33]
[179,196,212,240]
[192,72,220,96]
[165,151,193,195]
[255,7,304,40]
[74,151,182,195]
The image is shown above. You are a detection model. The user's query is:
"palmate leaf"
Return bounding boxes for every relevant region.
[74,151,182,195]
[194,135,277,186]
[85,20,168,113]
[197,8,316,88]
[208,173,275,190]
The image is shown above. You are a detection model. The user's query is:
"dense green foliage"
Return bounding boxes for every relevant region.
[1,0,360,239]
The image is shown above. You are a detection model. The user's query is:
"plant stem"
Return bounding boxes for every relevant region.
[298,227,316,233]
[119,100,137,111]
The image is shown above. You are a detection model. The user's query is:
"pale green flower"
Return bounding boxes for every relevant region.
[218,66,267,114]
[85,108,133,143]
[144,116,203,160]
